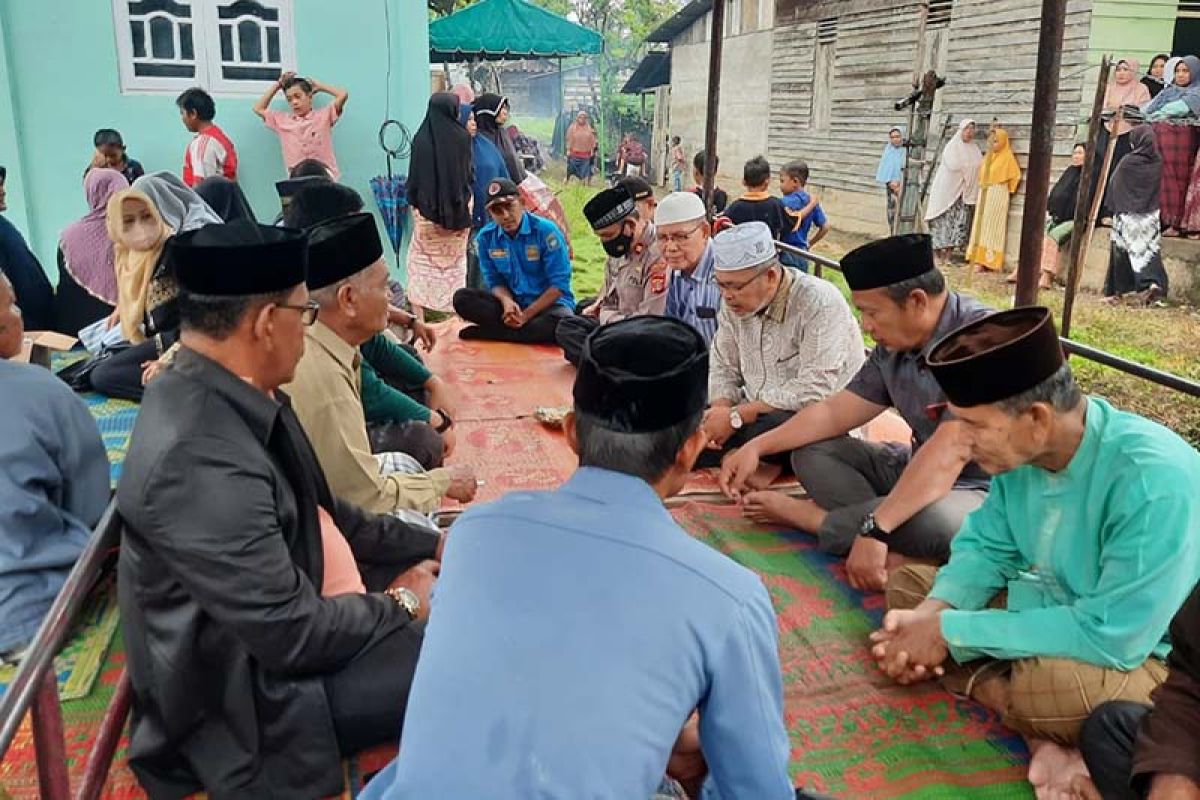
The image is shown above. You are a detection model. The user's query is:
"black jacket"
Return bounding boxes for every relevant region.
[116,347,437,799]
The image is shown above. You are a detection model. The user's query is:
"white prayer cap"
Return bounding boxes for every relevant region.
[712,221,777,271]
[654,191,706,227]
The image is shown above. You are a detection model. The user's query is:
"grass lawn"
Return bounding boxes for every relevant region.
[539,165,1200,444]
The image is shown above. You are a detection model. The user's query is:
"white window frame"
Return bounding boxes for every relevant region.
[112,0,297,96]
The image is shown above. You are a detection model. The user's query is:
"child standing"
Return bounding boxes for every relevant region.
[723,155,789,241]
[669,136,686,191]
[176,88,238,187]
[690,150,729,214]
[253,70,349,180]
[778,161,828,272]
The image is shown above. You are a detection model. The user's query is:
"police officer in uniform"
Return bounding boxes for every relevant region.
[452,178,576,344]
[556,184,669,366]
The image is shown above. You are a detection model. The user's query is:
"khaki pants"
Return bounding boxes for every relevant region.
[886,565,1167,745]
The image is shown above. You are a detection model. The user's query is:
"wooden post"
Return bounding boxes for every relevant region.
[1014,0,1069,307]
[1062,55,1111,338]
[31,671,70,800]
[702,0,726,218]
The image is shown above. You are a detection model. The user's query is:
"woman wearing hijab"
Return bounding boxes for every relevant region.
[462,104,509,291]
[405,92,473,321]
[56,167,128,335]
[131,171,223,233]
[0,166,55,331]
[473,94,526,183]
[1143,55,1200,236]
[876,126,906,230]
[924,119,982,266]
[1092,58,1151,222]
[194,176,256,223]
[1143,54,1171,99]
[1104,125,1168,305]
[966,126,1022,272]
[1008,142,1086,288]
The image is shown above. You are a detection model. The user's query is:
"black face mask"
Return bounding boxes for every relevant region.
[601,223,634,258]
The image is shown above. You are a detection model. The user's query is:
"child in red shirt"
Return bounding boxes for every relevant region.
[176,88,238,188]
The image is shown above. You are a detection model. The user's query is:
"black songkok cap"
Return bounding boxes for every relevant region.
[170,220,307,296]
[306,213,384,290]
[840,233,935,291]
[574,316,708,433]
[618,176,654,202]
[926,306,1065,408]
[583,185,636,230]
[485,177,521,206]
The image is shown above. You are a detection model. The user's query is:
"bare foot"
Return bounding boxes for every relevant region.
[741,491,824,532]
[744,462,784,491]
[1027,739,1090,800]
[1069,774,1101,800]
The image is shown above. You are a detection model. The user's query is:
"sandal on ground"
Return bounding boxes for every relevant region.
[1139,284,1164,306]
[1163,228,1180,238]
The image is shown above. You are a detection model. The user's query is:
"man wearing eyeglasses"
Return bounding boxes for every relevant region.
[697,222,864,474]
[117,221,438,798]
[284,213,477,526]
[656,191,721,345]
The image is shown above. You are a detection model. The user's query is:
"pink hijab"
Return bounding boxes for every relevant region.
[451,83,475,105]
[60,168,129,304]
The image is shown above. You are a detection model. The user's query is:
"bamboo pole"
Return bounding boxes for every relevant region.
[701,0,726,218]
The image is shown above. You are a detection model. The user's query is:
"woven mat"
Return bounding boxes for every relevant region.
[50,352,139,487]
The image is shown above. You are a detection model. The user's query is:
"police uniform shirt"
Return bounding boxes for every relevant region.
[595,222,669,324]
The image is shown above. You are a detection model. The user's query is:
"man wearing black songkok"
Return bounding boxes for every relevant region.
[118,220,436,799]
[361,316,809,800]
[721,233,993,591]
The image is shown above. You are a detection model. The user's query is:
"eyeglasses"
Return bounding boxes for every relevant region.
[715,266,770,293]
[276,299,320,326]
[659,222,704,246]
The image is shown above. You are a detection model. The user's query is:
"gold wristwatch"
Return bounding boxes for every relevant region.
[384,587,421,620]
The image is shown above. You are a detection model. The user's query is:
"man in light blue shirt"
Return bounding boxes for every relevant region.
[871,307,1200,800]
[362,316,795,800]
[0,273,109,661]
[658,191,720,345]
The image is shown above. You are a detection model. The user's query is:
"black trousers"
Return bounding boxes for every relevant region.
[323,619,425,756]
[89,339,159,401]
[1079,701,1150,800]
[366,421,444,469]
[555,314,598,366]
[452,288,570,345]
[695,410,794,469]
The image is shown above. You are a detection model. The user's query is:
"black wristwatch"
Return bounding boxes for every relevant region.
[433,409,454,433]
[859,512,891,541]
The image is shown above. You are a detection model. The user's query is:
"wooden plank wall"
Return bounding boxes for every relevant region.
[767,0,1097,222]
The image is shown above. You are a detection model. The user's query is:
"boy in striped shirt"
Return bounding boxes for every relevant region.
[177,87,238,187]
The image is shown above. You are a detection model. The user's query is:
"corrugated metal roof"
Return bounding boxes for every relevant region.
[621,50,671,93]
[645,0,713,43]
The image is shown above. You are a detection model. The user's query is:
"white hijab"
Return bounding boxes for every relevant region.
[924,118,984,221]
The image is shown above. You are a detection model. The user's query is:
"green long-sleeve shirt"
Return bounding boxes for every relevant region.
[359,334,433,425]
[931,397,1200,670]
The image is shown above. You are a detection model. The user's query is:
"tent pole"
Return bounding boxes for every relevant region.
[702,0,726,217]
[597,52,606,182]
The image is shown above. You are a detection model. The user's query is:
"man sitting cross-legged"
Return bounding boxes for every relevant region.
[870,306,1200,800]
[720,233,992,590]
[117,221,439,798]
[361,316,803,800]
[697,221,864,476]
[452,177,575,344]
[283,213,477,528]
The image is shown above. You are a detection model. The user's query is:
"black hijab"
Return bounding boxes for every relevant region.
[1046,163,1082,224]
[473,93,526,182]
[194,177,256,223]
[407,92,473,231]
[1108,125,1162,216]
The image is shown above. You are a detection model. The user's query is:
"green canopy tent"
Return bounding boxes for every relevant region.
[429,0,606,168]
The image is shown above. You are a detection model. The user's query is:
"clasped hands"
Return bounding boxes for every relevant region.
[869,600,951,685]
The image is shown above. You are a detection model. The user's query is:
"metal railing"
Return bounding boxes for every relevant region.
[773,241,1200,400]
[0,500,131,800]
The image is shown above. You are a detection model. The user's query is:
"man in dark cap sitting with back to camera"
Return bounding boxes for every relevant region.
[117,221,439,799]
[721,233,993,591]
[870,307,1200,800]
[452,177,575,344]
[556,182,669,366]
[361,315,804,800]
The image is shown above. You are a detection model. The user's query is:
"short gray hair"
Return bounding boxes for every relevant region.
[995,364,1083,416]
[574,409,702,484]
[311,267,370,308]
[884,269,947,304]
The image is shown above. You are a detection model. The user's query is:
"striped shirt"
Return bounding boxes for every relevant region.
[664,241,720,345]
[183,123,238,187]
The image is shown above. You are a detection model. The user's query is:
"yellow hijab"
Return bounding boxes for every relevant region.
[979,129,1022,193]
[106,190,172,344]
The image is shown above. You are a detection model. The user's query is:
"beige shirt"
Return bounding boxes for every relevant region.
[284,322,450,515]
[709,269,866,411]
[595,223,669,324]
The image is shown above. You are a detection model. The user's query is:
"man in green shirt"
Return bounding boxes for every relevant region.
[870,307,1200,800]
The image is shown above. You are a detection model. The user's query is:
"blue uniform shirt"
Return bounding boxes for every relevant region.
[362,467,793,800]
[476,211,575,311]
[782,189,827,251]
[664,240,720,345]
[0,360,109,653]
